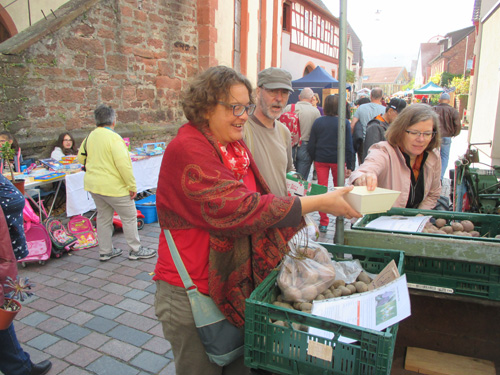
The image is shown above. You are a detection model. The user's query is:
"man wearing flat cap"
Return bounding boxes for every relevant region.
[433,92,461,179]
[243,67,295,196]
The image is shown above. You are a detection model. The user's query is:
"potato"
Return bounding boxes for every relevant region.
[273,301,294,310]
[314,294,325,301]
[470,230,480,237]
[442,226,453,234]
[354,281,368,293]
[323,290,334,299]
[451,222,464,232]
[496,235,500,239]
[301,285,319,301]
[332,288,343,298]
[300,302,313,311]
[300,269,318,284]
[462,232,472,237]
[461,220,474,232]
[435,230,447,235]
[339,286,352,296]
[283,287,302,302]
[332,279,346,288]
[435,218,447,228]
[346,284,357,294]
[279,273,293,287]
[273,320,286,327]
[357,271,372,284]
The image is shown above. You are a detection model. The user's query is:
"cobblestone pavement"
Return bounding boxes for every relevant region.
[15,222,175,375]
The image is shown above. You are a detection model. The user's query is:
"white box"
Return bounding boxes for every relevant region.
[343,186,401,215]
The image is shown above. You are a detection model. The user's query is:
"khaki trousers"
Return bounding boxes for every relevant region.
[154,280,250,375]
[91,193,141,255]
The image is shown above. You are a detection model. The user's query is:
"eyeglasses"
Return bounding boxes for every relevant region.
[218,101,256,116]
[405,130,436,139]
[263,88,290,98]
[63,138,73,142]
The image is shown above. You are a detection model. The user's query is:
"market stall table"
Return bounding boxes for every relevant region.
[65,155,163,216]
[24,173,66,218]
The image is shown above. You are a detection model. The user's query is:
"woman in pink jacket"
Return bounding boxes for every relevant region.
[348,104,441,209]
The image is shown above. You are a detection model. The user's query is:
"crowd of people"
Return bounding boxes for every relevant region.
[0,65,461,375]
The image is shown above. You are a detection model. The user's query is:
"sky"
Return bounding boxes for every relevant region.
[325,0,476,71]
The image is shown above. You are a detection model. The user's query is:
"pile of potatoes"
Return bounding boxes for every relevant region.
[274,270,373,313]
[421,217,480,237]
[277,244,336,303]
[271,271,373,329]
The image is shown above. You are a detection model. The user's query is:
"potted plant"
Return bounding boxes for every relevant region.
[0,141,25,194]
[0,276,34,330]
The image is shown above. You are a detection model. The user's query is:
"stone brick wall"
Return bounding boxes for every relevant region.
[0,0,199,159]
[442,32,476,76]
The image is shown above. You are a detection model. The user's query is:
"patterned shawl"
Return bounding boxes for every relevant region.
[157,123,303,327]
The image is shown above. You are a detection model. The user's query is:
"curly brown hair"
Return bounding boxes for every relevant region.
[182,66,253,127]
[385,103,441,151]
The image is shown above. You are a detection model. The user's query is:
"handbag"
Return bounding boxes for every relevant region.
[163,229,244,367]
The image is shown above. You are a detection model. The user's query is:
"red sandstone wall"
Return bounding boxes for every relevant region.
[0,0,200,159]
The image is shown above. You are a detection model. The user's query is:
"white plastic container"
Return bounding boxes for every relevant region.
[343,186,401,215]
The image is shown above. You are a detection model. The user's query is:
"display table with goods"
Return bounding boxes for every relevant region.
[244,240,406,375]
[341,208,500,373]
[65,154,163,216]
[347,207,500,300]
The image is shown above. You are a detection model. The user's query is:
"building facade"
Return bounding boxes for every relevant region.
[361,67,409,97]
[429,26,476,78]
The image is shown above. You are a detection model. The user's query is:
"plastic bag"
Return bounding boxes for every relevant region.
[304,214,319,241]
[277,240,336,302]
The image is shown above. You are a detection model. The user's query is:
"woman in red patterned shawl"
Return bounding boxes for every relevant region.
[153,66,361,375]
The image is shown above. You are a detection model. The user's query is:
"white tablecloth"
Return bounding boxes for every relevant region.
[65,155,163,216]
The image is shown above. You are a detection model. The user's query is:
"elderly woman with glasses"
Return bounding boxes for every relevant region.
[347,104,441,209]
[153,66,361,375]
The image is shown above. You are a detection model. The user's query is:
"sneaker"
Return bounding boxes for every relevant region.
[129,246,157,260]
[99,248,123,261]
[319,225,328,233]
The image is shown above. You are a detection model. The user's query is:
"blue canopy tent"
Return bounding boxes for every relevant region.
[288,66,352,104]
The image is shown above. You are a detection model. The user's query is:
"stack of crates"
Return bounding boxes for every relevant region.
[245,244,404,375]
[350,207,500,300]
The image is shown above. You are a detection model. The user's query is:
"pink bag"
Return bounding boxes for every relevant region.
[21,221,52,265]
[20,199,51,266]
[67,215,98,250]
[23,199,40,224]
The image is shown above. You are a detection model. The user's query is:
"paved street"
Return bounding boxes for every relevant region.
[15,222,174,375]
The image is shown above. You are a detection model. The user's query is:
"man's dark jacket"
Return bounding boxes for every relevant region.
[433,103,461,137]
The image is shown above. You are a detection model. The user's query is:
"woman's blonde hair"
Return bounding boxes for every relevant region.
[385,103,441,151]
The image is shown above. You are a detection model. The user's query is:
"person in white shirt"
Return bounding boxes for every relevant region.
[51,132,78,160]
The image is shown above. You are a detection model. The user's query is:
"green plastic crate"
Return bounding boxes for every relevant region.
[352,207,500,243]
[404,256,500,300]
[244,244,404,375]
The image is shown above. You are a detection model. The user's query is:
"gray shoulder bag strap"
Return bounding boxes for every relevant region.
[162,229,244,367]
